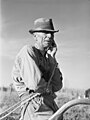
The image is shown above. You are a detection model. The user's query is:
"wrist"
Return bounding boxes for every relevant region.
[51,57,57,65]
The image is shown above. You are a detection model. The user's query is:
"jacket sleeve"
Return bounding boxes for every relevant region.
[51,65,63,92]
[12,54,27,97]
[12,46,42,97]
[48,54,63,92]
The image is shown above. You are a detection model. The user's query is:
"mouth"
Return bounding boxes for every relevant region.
[43,41,50,47]
[44,40,51,45]
[43,37,53,46]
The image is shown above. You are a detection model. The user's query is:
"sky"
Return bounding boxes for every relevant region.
[0,0,90,89]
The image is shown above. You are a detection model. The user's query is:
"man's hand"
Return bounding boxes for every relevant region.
[47,46,57,66]
[47,39,57,58]
[47,46,57,58]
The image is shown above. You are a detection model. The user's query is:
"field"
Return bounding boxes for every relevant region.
[0,87,90,120]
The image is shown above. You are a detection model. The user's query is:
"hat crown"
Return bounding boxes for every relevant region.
[29,18,59,33]
[34,18,54,30]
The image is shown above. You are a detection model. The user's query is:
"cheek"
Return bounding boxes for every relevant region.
[42,36,46,43]
[39,37,45,46]
[38,36,43,43]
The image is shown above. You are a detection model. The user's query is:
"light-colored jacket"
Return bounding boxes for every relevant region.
[12,45,63,120]
[12,45,63,97]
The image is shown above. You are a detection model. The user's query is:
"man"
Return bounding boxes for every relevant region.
[12,18,63,120]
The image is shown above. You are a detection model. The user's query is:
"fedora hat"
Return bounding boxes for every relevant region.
[29,18,59,34]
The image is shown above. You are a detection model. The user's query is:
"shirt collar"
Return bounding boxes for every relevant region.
[34,43,46,57]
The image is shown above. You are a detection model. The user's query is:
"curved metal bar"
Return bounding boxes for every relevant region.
[49,98,90,120]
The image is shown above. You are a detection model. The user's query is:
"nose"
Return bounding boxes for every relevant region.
[47,33,53,38]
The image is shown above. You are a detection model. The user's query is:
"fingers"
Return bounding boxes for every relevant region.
[47,46,57,58]
[31,96,43,112]
[52,47,57,57]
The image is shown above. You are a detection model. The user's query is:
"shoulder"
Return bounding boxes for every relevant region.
[17,45,34,57]
[15,45,35,64]
[27,45,35,56]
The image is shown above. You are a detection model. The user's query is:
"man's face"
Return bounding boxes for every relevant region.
[34,32,54,50]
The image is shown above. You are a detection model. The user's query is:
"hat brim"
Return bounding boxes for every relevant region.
[29,29,59,34]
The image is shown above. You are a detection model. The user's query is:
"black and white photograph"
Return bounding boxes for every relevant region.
[0,0,90,119]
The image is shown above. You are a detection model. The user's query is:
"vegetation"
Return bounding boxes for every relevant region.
[0,87,90,120]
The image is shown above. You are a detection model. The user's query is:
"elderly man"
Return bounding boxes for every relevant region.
[12,18,63,120]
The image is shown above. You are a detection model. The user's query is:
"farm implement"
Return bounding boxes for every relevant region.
[49,98,90,120]
[0,96,90,120]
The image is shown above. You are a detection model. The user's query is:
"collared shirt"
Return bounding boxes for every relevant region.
[12,45,63,97]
